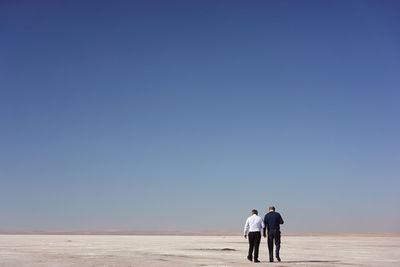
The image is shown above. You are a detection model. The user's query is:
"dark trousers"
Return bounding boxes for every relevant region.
[248,231,261,260]
[267,229,281,259]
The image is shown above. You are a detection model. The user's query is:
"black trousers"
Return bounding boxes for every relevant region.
[248,231,261,260]
[267,229,281,259]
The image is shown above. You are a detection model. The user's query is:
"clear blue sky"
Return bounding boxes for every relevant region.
[1,0,399,233]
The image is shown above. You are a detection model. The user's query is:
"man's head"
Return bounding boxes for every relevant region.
[269,206,275,211]
[252,209,258,215]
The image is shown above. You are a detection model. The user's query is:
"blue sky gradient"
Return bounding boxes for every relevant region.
[1,0,399,233]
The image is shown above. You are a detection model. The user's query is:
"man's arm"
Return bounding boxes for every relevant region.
[279,214,284,225]
[244,218,250,238]
[261,217,265,237]
[263,215,267,237]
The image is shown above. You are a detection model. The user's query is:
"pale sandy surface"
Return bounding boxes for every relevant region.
[0,235,399,266]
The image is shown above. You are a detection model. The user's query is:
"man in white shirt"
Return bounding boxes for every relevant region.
[244,209,265,263]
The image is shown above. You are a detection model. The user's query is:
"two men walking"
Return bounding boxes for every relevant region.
[244,206,284,263]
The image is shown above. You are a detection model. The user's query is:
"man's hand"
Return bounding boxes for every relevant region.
[263,233,266,238]
[244,234,247,239]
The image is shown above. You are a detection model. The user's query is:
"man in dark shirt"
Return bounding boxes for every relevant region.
[263,206,284,262]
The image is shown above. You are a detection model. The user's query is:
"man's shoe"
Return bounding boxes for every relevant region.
[247,256,252,262]
[269,258,274,262]
[254,259,260,263]
[276,256,281,262]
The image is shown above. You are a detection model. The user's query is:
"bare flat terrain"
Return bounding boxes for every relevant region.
[0,234,399,266]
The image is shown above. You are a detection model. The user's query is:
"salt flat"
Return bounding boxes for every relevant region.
[0,234,399,266]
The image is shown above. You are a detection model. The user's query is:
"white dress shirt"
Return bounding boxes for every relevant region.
[244,214,265,234]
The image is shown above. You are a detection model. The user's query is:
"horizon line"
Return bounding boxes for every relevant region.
[1,230,399,237]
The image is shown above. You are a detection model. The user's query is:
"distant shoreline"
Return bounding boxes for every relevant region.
[0,230,399,237]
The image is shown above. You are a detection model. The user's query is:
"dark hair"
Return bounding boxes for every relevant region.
[269,206,275,211]
[252,209,258,215]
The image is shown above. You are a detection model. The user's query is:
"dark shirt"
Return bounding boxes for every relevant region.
[263,211,284,233]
